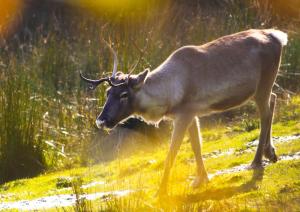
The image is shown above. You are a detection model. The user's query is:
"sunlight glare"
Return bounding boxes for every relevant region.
[64,0,159,20]
[0,0,24,43]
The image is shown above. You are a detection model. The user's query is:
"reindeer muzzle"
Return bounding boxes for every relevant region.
[95,119,106,129]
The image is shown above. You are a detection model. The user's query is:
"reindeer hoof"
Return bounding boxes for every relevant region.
[250,161,263,170]
[264,146,278,163]
[190,175,209,188]
[270,154,278,163]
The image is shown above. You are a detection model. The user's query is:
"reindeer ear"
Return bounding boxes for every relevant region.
[129,69,149,89]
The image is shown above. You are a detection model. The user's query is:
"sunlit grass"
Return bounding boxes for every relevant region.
[1,135,300,210]
[1,101,299,204]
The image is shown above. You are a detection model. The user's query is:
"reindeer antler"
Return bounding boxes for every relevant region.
[80,29,152,89]
[127,36,151,76]
[80,36,126,89]
[102,38,118,78]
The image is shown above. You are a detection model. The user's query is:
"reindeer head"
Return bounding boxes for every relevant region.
[80,42,149,129]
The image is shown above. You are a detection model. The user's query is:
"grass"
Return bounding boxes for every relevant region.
[0,57,46,183]
[0,102,299,210]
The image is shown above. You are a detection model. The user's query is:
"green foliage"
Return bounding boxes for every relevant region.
[241,114,260,132]
[56,177,73,189]
[0,58,46,184]
[277,96,300,122]
[279,35,300,92]
[71,177,93,212]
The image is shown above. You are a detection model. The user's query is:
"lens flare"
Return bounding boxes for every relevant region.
[64,0,160,20]
[258,0,300,19]
[0,0,24,43]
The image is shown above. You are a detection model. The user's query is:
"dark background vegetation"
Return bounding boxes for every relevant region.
[0,0,299,184]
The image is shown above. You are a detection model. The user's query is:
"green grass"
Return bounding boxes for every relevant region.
[0,58,46,183]
[0,115,299,211]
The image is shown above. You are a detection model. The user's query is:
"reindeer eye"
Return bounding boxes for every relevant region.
[120,92,128,99]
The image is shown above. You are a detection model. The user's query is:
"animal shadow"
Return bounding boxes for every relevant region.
[169,168,265,204]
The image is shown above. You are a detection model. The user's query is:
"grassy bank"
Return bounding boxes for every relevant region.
[0,119,300,211]
[0,98,299,210]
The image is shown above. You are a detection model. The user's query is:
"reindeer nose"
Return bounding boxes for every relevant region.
[95,119,106,129]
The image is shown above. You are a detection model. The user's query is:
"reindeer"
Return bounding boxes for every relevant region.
[80,29,288,196]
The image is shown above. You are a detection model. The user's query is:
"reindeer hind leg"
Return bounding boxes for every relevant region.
[263,93,278,162]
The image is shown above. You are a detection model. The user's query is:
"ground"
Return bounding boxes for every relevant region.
[0,97,300,211]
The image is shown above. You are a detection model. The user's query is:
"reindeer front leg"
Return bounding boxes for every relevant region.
[158,114,194,197]
[188,117,209,188]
